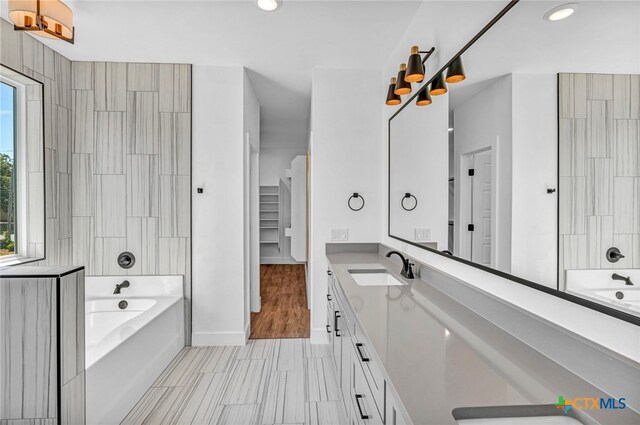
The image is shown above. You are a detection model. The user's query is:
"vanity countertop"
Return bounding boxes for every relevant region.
[326,245,640,425]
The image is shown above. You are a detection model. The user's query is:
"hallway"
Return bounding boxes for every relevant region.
[251,265,310,339]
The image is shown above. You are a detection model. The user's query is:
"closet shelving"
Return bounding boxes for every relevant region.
[259,186,280,247]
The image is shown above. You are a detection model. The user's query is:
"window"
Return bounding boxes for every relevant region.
[0,81,17,257]
[0,65,45,266]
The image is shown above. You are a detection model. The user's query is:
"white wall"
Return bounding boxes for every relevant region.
[259,146,307,186]
[192,65,252,345]
[453,75,512,272]
[309,67,382,342]
[243,72,261,319]
[511,74,557,288]
[389,94,449,248]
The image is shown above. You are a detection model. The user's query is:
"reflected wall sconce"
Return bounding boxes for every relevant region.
[385,46,435,106]
[386,78,401,106]
[429,72,448,96]
[416,88,432,106]
[8,0,74,43]
[405,46,435,83]
[445,56,466,83]
[401,193,418,211]
[348,193,365,211]
[394,64,412,95]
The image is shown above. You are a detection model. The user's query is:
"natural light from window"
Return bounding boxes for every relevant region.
[0,81,17,257]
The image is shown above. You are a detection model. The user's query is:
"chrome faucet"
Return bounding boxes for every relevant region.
[385,251,415,279]
[113,280,130,294]
[612,273,634,286]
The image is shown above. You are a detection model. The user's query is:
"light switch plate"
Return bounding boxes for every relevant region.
[415,228,431,241]
[330,228,349,241]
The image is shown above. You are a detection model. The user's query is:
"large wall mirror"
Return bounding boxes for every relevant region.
[389,0,640,324]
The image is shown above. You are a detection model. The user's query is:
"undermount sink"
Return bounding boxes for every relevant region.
[348,269,404,286]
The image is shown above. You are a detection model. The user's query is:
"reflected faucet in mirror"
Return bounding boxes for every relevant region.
[385,251,415,279]
[612,274,634,286]
[114,280,130,294]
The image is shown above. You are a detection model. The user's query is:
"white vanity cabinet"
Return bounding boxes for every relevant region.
[326,267,411,425]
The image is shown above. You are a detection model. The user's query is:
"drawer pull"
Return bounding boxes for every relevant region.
[356,343,370,362]
[334,311,341,337]
[327,270,333,276]
[326,324,331,333]
[355,394,369,420]
[327,294,332,301]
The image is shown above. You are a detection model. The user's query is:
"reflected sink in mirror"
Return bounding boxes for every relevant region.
[348,269,405,286]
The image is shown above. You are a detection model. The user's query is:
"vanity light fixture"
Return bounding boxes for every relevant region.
[8,0,74,43]
[386,77,401,106]
[429,72,448,96]
[257,0,279,12]
[394,64,412,95]
[404,46,436,83]
[543,3,578,21]
[445,56,466,83]
[415,88,432,106]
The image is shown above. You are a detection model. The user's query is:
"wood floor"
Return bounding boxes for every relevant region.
[250,265,310,339]
[122,339,347,425]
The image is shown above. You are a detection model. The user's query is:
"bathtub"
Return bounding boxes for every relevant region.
[85,275,184,425]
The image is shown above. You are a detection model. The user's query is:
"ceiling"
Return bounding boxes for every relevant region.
[1,0,423,148]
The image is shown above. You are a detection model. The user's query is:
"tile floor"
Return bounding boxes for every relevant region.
[122,339,347,425]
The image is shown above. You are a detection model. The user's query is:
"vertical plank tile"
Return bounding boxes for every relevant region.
[159,175,190,237]
[159,64,174,112]
[614,119,639,176]
[127,91,159,154]
[127,63,159,91]
[127,154,159,217]
[21,34,44,74]
[72,217,95,275]
[54,52,72,109]
[586,158,613,216]
[45,149,58,219]
[126,217,159,275]
[613,177,634,234]
[94,62,127,112]
[586,100,613,158]
[262,370,306,424]
[613,74,640,119]
[559,177,586,235]
[57,173,72,239]
[95,112,126,174]
[72,62,93,90]
[0,19,23,71]
[56,106,71,173]
[94,237,127,275]
[95,175,127,237]
[221,359,269,404]
[72,90,94,153]
[158,237,188,274]
[587,74,613,100]
[174,64,191,113]
[71,154,94,216]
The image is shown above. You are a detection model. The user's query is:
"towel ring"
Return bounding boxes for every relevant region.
[348,193,365,211]
[401,193,418,211]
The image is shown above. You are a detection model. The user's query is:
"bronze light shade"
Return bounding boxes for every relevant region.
[446,56,466,83]
[429,72,448,96]
[394,64,412,95]
[386,78,401,106]
[416,88,432,106]
[405,46,425,83]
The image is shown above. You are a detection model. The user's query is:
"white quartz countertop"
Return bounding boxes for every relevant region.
[326,248,640,425]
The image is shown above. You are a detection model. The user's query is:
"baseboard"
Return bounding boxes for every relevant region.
[192,331,248,346]
[310,327,330,344]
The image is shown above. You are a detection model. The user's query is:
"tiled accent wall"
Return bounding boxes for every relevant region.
[70,61,192,339]
[559,73,640,288]
[0,19,73,266]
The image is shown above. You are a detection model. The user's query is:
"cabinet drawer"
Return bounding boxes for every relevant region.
[351,358,383,425]
[353,326,385,418]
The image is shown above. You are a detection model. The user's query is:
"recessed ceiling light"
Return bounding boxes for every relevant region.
[544,3,578,21]
[257,0,279,12]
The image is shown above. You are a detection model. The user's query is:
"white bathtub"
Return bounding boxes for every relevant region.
[85,275,184,425]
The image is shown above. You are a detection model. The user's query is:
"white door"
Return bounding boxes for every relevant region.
[471,150,492,266]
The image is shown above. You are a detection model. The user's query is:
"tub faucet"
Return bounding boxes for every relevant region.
[114,280,130,294]
[612,273,634,286]
[385,251,415,279]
